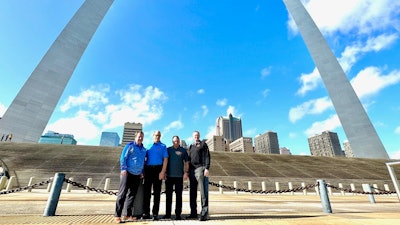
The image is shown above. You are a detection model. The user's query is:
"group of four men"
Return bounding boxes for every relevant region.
[114,130,211,223]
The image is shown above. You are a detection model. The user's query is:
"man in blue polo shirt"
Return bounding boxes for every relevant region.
[142,130,168,220]
[114,131,146,224]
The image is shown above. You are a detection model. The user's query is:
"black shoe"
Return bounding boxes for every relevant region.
[152,215,159,221]
[162,215,171,219]
[142,214,150,219]
[186,214,197,219]
[199,215,207,221]
[175,215,182,220]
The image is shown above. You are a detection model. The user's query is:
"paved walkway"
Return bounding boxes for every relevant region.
[1,190,400,224]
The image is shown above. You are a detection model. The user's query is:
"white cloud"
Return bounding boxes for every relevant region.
[202,105,208,117]
[296,68,321,96]
[244,128,257,137]
[45,111,100,144]
[205,125,216,139]
[216,98,227,106]
[164,119,184,133]
[395,127,400,135]
[227,105,237,116]
[47,84,167,145]
[339,34,398,73]
[390,149,400,159]
[351,67,400,99]
[197,89,205,94]
[295,0,400,36]
[60,85,110,112]
[0,103,6,117]
[304,114,341,137]
[289,97,333,123]
[262,89,270,98]
[260,67,271,78]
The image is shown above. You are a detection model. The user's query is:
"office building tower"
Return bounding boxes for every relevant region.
[343,141,354,158]
[216,113,243,142]
[121,122,142,146]
[206,135,227,152]
[100,132,120,147]
[280,147,292,155]
[39,131,77,145]
[283,0,389,159]
[0,0,114,143]
[229,137,253,153]
[254,131,280,154]
[308,131,344,157]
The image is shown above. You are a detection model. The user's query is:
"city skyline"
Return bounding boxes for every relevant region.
[1,1,400,158]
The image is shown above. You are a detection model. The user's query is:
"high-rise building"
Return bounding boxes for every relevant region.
[121,122,142,146]
[280,147,292,155]
[216,114,243,142]
[39,131,77,145]
[254,131,280,154]
[283,0,389,159]
[100,132,120,147]
[343,141,354,158]
[229,137,253,153]
[0,0,114,143]
[308,131,344,157]
[206,135,227,152]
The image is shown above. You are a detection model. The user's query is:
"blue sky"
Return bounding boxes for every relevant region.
[1,0,400,158]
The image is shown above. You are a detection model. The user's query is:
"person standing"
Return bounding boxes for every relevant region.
[163,135,189,220]
[187,130,211,221]
[114,131,146,224]
[142,130,168,220]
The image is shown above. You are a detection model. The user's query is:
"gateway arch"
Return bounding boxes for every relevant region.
[283,0,389,159]
[0,0,114,143]
[0,0,389,159]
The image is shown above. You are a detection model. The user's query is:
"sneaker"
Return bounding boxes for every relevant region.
[114,217,122,224]
[123,216,137,222]
[199,215,207,221]
[142,214,150,219]
[186,214,198,219]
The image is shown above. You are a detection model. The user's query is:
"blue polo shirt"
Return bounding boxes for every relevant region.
[120,142,146,175]
[146,141,168,165]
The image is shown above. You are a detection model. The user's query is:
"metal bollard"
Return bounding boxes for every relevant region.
[104,178,111,190]
[43,173,65,216]
[362,184,376,204]
[275,182,280,194]
[261,181,266,192]
[0,176,8,190]
[86,178,93,193]
[288,182,294,195]
[350,183,356,195]
[248,181,252,194]
[233,181,238,194]
[28,177,35,192]
[301,182,307,195]
[219,181,223,194]
[6,176,16,191]
[317,179,332,213]
[338,183,345,196]
[66,177,74,192]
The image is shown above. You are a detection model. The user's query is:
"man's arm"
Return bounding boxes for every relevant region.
[159,157,168,180]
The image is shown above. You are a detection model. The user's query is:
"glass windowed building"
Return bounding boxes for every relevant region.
[39,131,77,145]
[100,132,120,147]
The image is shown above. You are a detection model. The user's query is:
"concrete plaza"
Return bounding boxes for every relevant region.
[1,189,400,225]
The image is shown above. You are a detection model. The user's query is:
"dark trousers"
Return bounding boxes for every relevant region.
[165,177,184,216]
[189,167,209,217]
[115,172,141,217]
[143,165,163,216]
